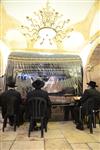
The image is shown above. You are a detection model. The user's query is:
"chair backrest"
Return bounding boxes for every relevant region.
[94,99,100,110]
[28,97,47,118]
[6,95,20,116]
[86,98,100,114]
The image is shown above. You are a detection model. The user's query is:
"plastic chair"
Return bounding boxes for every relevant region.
[28,97,47,137]
[92,109,100,128]
[79,100,100,134]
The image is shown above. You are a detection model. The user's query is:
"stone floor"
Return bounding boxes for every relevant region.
[0,118,100,150]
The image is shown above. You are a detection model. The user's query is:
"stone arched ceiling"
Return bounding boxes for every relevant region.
[89,44,100,66]
[0,0,99,54]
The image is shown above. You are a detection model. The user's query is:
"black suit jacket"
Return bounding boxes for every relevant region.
[27,89,51,107]
[27,89,51,118]
[1,89,21,118]
[80,88,100,110]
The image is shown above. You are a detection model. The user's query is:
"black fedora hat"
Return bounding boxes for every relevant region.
[7,81,17,88]
[87,81,98,88]
[32,79,45,89]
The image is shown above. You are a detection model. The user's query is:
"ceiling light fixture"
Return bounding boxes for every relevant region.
[20,2,73,49]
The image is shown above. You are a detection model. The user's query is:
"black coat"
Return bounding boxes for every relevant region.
[80,88,100,114]
[27,89,51,118]
[0,89,22,118]
[0,94,2,106]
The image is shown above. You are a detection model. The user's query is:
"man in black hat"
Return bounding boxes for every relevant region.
[0,81,23,126]
[27,78,51,130]
[74,81,100,130]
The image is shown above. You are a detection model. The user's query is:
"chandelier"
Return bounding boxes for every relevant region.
[20,2,73,49]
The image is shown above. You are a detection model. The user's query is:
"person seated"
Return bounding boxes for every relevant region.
[0,81,24,126]
[27,78,51,130]
[74,81,100,130]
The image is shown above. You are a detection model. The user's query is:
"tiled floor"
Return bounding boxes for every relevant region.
[0,119,100,150]
[0,121,100,150]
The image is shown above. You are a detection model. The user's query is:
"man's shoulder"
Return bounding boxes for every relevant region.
[27,91,33,97]
[84,89,90,93]
[84,88,93,92]
[10,89,20,93]
[0,91,6,97]
[41,89,48,94]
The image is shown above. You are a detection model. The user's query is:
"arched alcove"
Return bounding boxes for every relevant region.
[87,44,100,90]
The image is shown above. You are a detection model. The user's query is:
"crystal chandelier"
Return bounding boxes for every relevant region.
[20,2,73,49]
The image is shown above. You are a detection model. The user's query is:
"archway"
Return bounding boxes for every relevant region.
[86,44,100,90]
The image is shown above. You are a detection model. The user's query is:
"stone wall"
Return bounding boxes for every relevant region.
[89,64,100,91]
